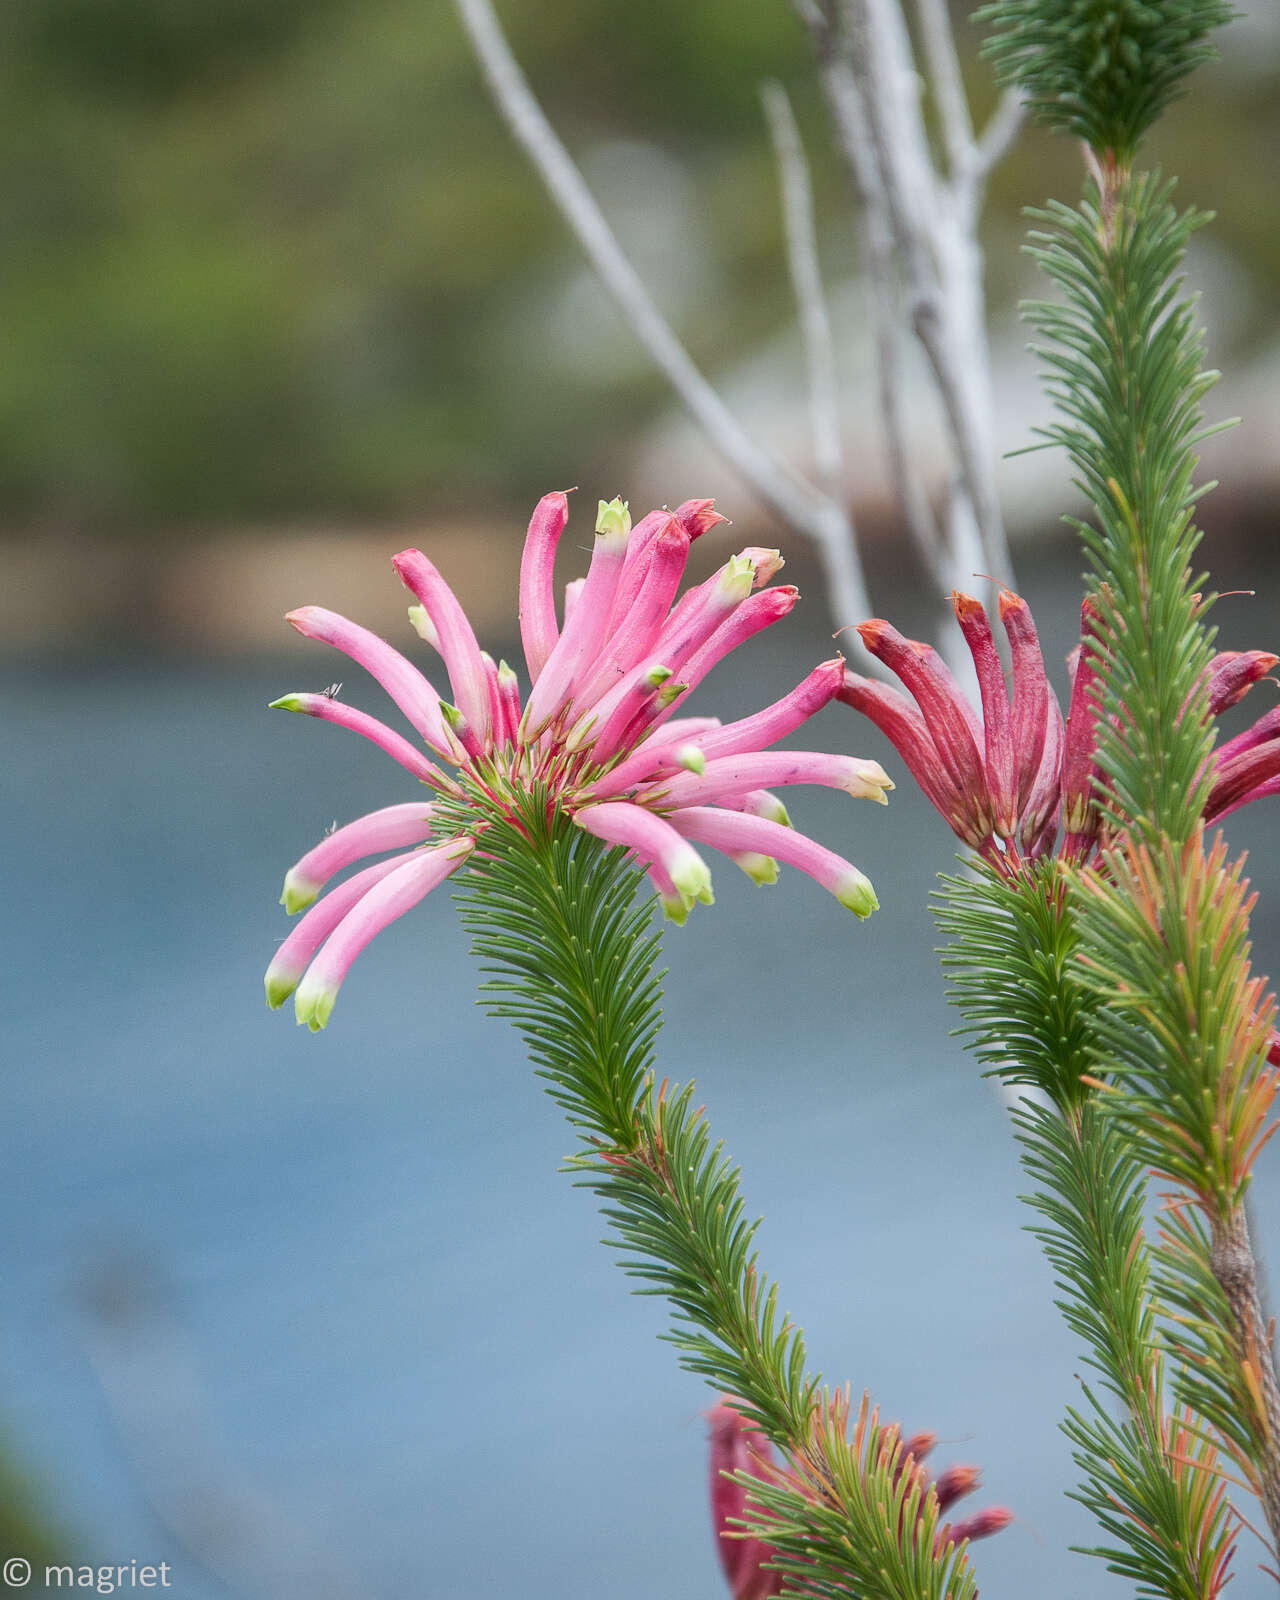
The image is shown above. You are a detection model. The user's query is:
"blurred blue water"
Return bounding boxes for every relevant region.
[5,566,1280,1599]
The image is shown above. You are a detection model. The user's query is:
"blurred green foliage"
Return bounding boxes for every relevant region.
[0,0,1275,537]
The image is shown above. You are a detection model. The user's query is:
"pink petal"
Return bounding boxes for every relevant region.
[646,552,758,680]
[573,801,713,905]
[837,671,975,839]
[857,619,987,808]
[607,509,682,632]
[286,606,459,760]
[1216,704,1280,766]
[675,498,727,540]
[293,837,475,1030]
[570,661,675,757]
[954,592,1016,838]
[479,651,504,745]
[1204,649,1279,714]
[998,588,1050,822]
[496,659,522,747]
[281,801,437,912]
[707,1401,784,1600]
[392,550,492,746]
[265,854,412,1007]
[639,750,891,810]
[575,521,690,704]
[518,491,570,683]
[268,693,452,786]
[1061,597,1105,849]
[524,513,631,734]
[668,807,877,917]
[1206,740,1280,822]
[633,587,799,750]
[1020,690,1065,857]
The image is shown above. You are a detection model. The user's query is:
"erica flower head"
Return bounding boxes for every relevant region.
[839,586,1279,876]
[266,491,892,1029]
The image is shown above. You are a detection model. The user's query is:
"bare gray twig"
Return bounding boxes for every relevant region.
[914,0,974,180]
[835,0,1014,590]
[452,0,874,628]
[760,82,845,510]
[972,86,1026,189]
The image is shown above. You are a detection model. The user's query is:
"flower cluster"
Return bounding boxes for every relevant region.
[839,588,1279,876]
[707,1398,1011,1600]
[266,493,892,1029]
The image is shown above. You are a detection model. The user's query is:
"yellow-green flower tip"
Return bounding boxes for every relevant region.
[674,745,706,775]
[837,869,879,919]
[595,496,631,540]
[658,890,690,926]
[295,984,337,1031]
[736,852,779,886]
[407,604,438,646]
[269,694,305,712]
[265,970,298,1010]
[281,869,320,914]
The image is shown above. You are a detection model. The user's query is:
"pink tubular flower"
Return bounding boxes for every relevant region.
[707,1397,1009,1600]
[267,493,889,1027]
[839,588,1280,877]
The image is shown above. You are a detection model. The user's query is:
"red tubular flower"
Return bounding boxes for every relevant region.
[839,588,1280,877]
[707,1397,1009,1600]
[267,493,891,1028]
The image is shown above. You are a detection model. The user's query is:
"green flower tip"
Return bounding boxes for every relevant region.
[656,680,688,709]
[659,890,691,926]
[295,983,337,1032]
[721,553,757,597]
[264,969,298,1010]
[837,869,879,920]
[407,604,438,646]
[268,694,305,712]
[671,857,715,907]
[440,702,466,732]
[674,744,706,776]
[595,496,631,540]
[736,852,780,887]
[280,868,320,914]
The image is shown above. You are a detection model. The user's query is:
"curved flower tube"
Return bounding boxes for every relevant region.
[266,492,889,1027]
[840,586,1279,877]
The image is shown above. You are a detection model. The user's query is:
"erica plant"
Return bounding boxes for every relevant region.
[259,1,1280,1596]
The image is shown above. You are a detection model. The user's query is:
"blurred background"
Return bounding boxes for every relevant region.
[4,1,1280,1595]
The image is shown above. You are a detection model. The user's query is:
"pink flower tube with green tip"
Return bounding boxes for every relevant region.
[280,802,437,913]
[268,693,451,787]
[668,807,877,918]
[267,489,887,1027]
[265,854,411,1008]
[523,499,632,734]
[592,663,840,800]
[574,801,714,907]
[575,521,689,705]
[286,606,459,760]
[293,839,475,1031]
[638,751,893,812]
